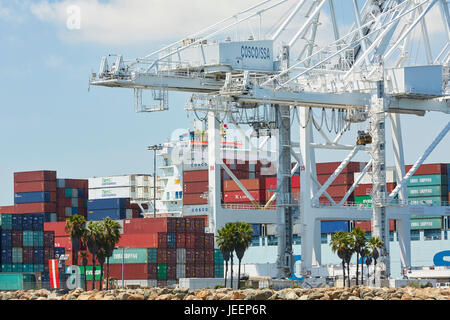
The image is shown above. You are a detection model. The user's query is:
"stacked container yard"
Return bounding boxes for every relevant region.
[56,178,89,221]
[105,216,220,287]
[88,174,159,220]
[405,163,448,238]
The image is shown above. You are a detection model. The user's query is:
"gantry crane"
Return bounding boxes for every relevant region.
[90,0,450,284]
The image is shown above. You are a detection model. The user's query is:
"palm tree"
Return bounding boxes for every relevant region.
[365,254,373,286]
[79,251,89,290]
[360,247,370,285]
[65,215,86,266]
[234,222,253,289]
[85,221,103,290]
[351,227,367,286]
[96,248,106,291]
[367,236,384,285]
[216,225,234,288]
[102,218,121,290]
[330,231,350,287]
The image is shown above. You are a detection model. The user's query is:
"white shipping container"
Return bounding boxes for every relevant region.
[65,207,72,217]
[89,175,136,189]
[355,169,396,184]
[176,248,186,264]
[71,188,78,198]
[176,264,186,279]
[88,187,136,200]
[122,279,158,288]
[71,198,78,207]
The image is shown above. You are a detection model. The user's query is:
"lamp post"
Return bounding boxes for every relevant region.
[115,246,129,288]
[147,144,162,218]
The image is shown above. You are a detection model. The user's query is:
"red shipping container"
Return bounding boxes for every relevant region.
[14,181,57,193]
[158,233,167,248]
[204,233,214,249]
[186,249,195,264]
[167,249,177,265]
[317,173,355,186]
[204,264,214,278]
[183,181,209,194]
[223,178,266,192]
[405,163,447,176]
[326,185,354,197]
[23,247,34,264]
[44,247,55,261]
[78,207,87,217]
[148,263,157,279]
[157,248,168,264]
[183,170,208,183]
[117,233,159,248]
[56,188,65,199]
[354,220,396,232]
[12,231,23,247]
[44,231,55,247]
[194,234,205,249]
[194,218,205,233]
[176,233,186,248]
[78,198,85,208]
[166,264,177,280]
[223,190,266,203]
[107,263,150,280]
[123,217,177,234]
[0,206,15,214]
[194,249,205,264]
[176,218,186,233]
[14,170,56,183]
[204,249,214,263]
[185,233,196,249]
[316,162,366,174]
[183,193,208,205]
[355,182,397,197]
[57,198,72,207]
[194,263,205,278]
[14,202,56,214]
[185,264,195,278]
[221,169,250,181]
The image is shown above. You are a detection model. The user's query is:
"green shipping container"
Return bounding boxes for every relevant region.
[148,248,158,264]
[409,197,447,207]
[12,264,23,273]
[23,231,34,247]
[12,248,23,264]
[33,264,44,273]
[65,188,72,198]
[410,218,442,230]
[408,185,448,197]
[0,273,37,291]
[23,264,34,273]
[214,249,224,264]
[78,266,104,281]
[33,231,44,247]
[1,264,12,273]
[157,264,167,280]
[355,195,373,207]
[407,174,448,187]
[0,214,13,230]
[108,248,148,265]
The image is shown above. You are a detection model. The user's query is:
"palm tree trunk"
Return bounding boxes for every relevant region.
[106,258,110,291]
[84,269,87,291]
[224,260,228,288]
[237,259,242,290]
[360,260,364,286]
[356,252,359,286]
[230,254,234,290]
[92,256,96,290]
[373,261,377,285]
[99,263,104,291]
[342,260,346,288]
[347,262,351,287]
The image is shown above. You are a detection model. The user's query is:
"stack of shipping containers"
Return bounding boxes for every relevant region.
[104,217,221,287]
[56,178,89,221]
[87,198,140,221]
[406,163,449,240]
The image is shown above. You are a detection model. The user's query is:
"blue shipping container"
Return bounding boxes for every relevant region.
[22,214,34,231]
[1,249,12,264]
[57,179,65,188]
[87,198,128,210]
[250,224,261,236]
[167,233,177,248]
[54,247,66,258]
[71,207,78,215]
[321,221,349,234]
[1,230,12,247]
[87,209,126,221]
[12,214,23,231]
[32,214,44,231]
[78,189,85,198]
[14,192,51,204]
[33,248,45,264]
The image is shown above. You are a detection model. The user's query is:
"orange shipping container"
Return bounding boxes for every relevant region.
[223,178,266,192]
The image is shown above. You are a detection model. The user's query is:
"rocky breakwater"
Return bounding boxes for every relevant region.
[0,286,449,300]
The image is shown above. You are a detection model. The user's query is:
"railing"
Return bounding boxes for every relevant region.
[222,203,277,211]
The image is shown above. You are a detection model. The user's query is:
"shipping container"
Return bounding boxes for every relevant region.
[1,230,12,247]
[122,217,177,234]
[316,162,366,174]
[321,221,349,233]
[117,233,159,248]
[14,171,56,183]
[88,187,136,200]
[44,221,68,237]
[185,233,196,248]
[14,202,56,214]
[0,213,13,230]
[0,273,37,291]
[87,198,128,210]
[405,163,448,176]
[409,197,448,206]
[353,220,396,232]
[87,208,126,221]
[12,231,23,247]
[407,174,448,187]
[14,181,57,193]
[89,175,137,189]
[176,263,186,279]
[157,264,167,280]
[14,191,55,204]
[223,178,266,192]
[108,248,149,265]
[223,190,266,203]
[183,193,208,205]
[176,248,186,264]
[408,185,448,197]
[204,233,215,248]
[183,170,208,183]
[166,264,177,280]
[0,206,15,214]
[12,247,23,264]
[411,218,442,230]
[183,181,209,194]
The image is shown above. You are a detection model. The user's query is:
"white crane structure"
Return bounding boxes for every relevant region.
[90,0,450,284]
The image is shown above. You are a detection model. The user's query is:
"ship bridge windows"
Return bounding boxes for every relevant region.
[267,235,278,246]
[411,230,420,241]
[293,235,301,245]
[251,236,260,247]
[424,229,442,241]
[321,233,328,244]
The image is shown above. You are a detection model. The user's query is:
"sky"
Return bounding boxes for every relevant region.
[0,0,448,205]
